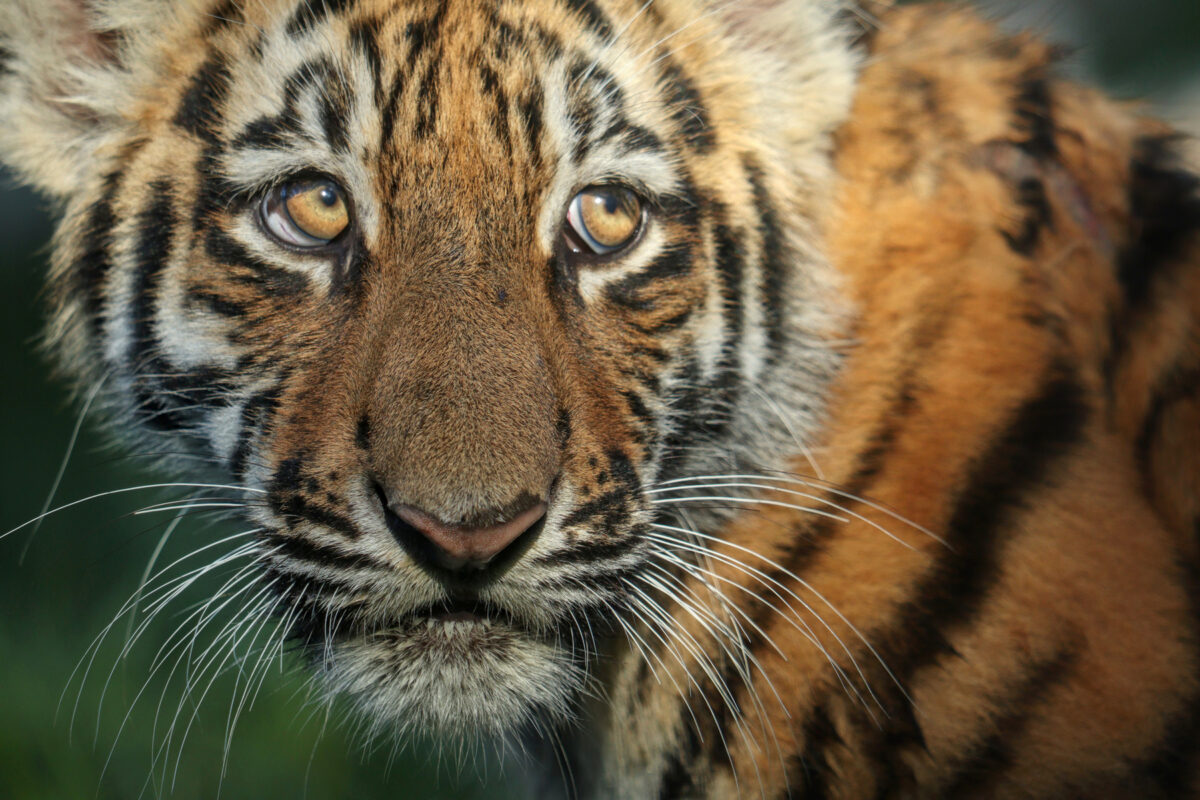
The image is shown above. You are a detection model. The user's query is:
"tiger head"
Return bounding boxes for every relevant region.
[0,0,855,739]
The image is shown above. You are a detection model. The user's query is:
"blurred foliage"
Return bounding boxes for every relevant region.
[1,2,1197,799]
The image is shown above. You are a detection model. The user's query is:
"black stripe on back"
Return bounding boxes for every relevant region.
[1117,135,1200,311]
[1013,76,1057,160]
[1000,176,1054,257]
[1128,544,1200,794]
[1135,359,1200,494]
[693,304,954,759]
[782,703,841,800]
[871,370,1089,766]
[941,643,1080,798]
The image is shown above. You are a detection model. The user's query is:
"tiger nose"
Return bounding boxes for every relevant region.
[384,499,547,572]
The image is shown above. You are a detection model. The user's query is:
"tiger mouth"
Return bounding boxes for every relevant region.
[399,598,518,629]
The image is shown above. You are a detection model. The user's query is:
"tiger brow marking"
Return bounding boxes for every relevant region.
[173,52,233,144]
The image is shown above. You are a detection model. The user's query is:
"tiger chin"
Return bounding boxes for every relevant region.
[4,0,1200,798]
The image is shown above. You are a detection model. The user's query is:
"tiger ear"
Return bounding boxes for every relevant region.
[706,0,862,158]
[0,0,139,200]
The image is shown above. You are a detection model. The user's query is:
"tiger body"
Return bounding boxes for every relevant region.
[1,0,1198,797]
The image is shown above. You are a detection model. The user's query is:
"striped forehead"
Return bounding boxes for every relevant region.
[214,0,691,251]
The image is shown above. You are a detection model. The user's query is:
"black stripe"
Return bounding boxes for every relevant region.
[1000,176,1053,257]
[601,118,664,155]
[479,63,512,155]
[942,643,1080,798]
[657,346,705,478]
[1013,76,1057,160]
[872,371,1089,764]
[1135,361,1200,493]
[204,226,309,295]
[202,0,244,34]
[554,408,572,450]
[744,157,788,363]
[77,169,124,337]
[173,53,232,143]
[560,0,614,39]
[714,218,746,349]
[355,414,371,450]
[188,289,246,318]
[261,531,386,573]
[128,180,182,429]
[565,59,606,157]
[1129,542,1200,794]
[517,84,545,168]
[1117,135,1200,311]
[531,535,640,566]
[232,111,306,152]
[558,487,632,531]
[659,60,713,153]
[657,732,698,799]
[349,18,384,103]
[404,2,446,70]
[783,704,841,800]
[272,492,361,539]
[316,68,352,153]
[605,242,693,311]
[380,73,406,148]
[414,57,441,138]
[695,307,953,757]
[286,0,358,36]
[0,41,13,77]
[229,382,285,478]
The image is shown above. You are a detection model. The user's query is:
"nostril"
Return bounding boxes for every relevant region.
[372,482,547,573]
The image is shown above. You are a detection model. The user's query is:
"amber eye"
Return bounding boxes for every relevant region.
[563,186,644,256]
[261,179,350,247]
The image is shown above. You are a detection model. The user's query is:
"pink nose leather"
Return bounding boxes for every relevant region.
[393,502,547,570]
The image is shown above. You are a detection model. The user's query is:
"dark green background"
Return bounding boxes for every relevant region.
[2,3,1197,798]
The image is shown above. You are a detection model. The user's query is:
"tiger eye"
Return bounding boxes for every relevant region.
[283,181,348,242]
[565,186,644,256]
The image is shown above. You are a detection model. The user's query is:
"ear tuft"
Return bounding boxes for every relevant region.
[707,0,862,168]
[0,0,137,199]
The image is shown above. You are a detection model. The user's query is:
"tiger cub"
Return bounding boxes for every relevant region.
[1,0,1198,797]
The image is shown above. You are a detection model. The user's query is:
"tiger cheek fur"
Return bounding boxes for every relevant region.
[4,0,1200,798]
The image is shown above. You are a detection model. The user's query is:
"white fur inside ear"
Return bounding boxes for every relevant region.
[707,0,859,172]
[0,0,183,198]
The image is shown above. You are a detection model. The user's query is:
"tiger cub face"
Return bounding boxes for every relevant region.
[0,0,855,739]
